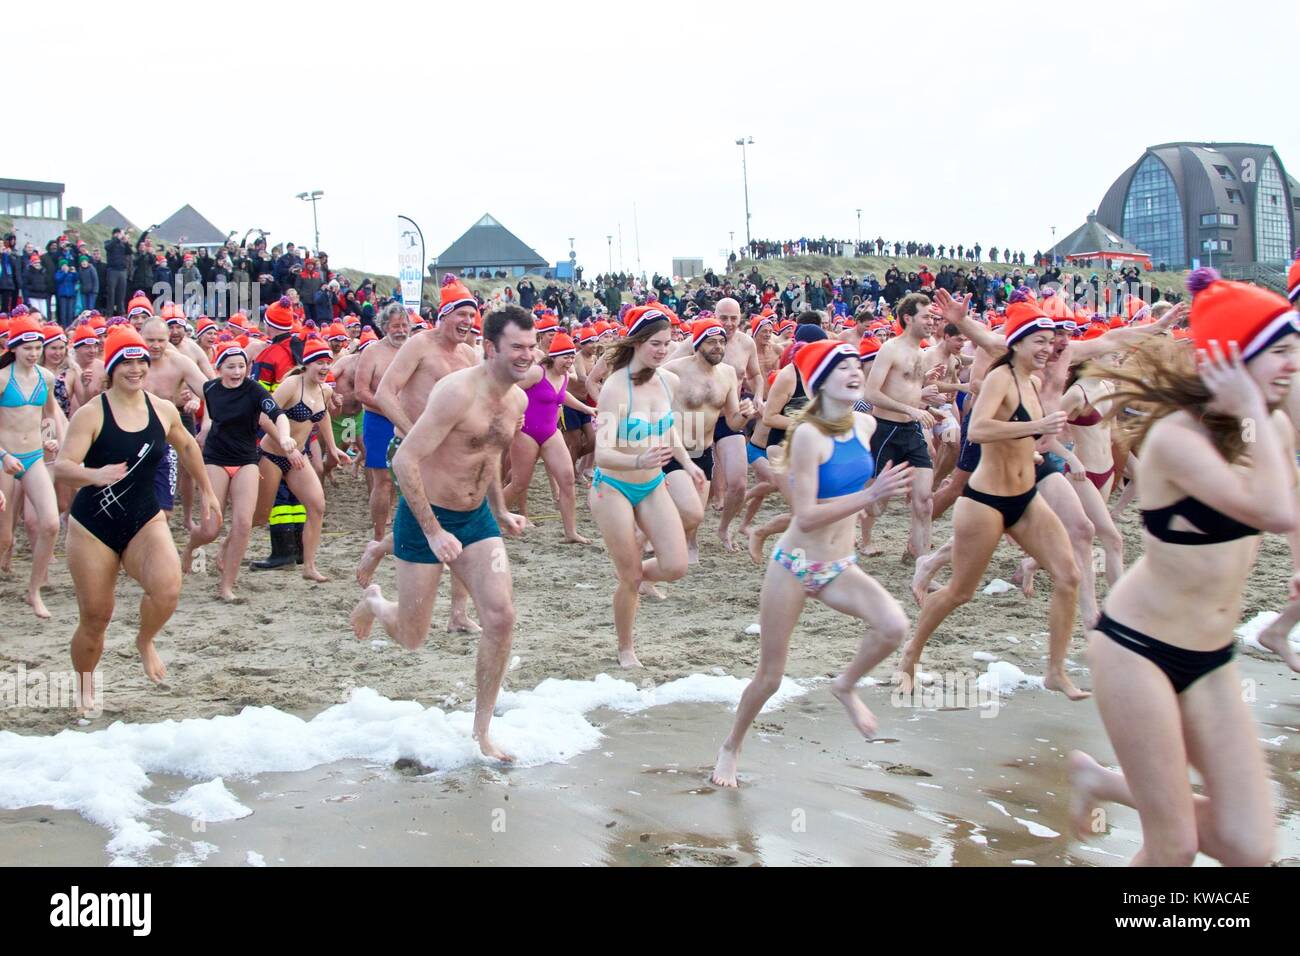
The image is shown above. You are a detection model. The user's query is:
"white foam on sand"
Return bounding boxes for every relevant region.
[982,579,1015,595]
[0,671,806,864]
[976,661,1044,696]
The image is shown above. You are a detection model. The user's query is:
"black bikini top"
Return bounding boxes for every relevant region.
[1009,372,1042,441]
[1141,497,1261,546]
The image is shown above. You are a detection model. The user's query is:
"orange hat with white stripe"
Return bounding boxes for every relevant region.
[858,336,881,362]
[104,325,151,376]
[548,332,576,358]
[6,316,44,348]
[301,336,332,364]
[624,305,674,337]
[264,296,296,333]
[72,324,101,349]
[691,317,726,350]
[126,291,153,318]
[42,324,66,346]
[438,275,478,320]
[793,340,859,395]
[1186,267,1298,361]
[213,336,248,369]
[1003,288,1056,347]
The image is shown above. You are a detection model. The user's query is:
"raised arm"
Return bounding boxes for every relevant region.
[374,339,424,436]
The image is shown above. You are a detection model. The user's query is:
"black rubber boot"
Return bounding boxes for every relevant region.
[292,524,304,565]
[250,526,296,571]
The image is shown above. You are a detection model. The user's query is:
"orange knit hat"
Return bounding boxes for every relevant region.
[263,296,296,333]
[104,325,151,376]
[1186,267,1298,361]
[6,316,44,348]
[793,340,859,394]
[438,275,478,320]
[1003,288,1055,347]
[547,332,576,358]
[126,291,153,318]
[690,316,726,350]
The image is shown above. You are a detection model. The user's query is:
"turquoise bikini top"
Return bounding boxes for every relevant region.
[0,366,48,408]
[619,371,675,442]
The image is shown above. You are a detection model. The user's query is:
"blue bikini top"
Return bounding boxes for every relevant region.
[0,366,48,408]
[619,371,675,442]
[817,428,876,499]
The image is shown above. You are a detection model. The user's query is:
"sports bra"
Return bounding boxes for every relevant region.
[619,371,675,442]
[1009,371,1042,440]
[1067,383,1103,427]
[765,375,808,448]
[1141,497,1260,546]
[817,428,876,499]
[0,366,48,408]
[283,377,327,423]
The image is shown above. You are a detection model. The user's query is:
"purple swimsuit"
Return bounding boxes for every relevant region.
[522,372,567,446]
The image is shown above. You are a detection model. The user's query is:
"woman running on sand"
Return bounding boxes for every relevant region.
[184,336,294,600]
[53,324,221,711]
[712,340,913,788]
[0,314,64,619]
[1070,271,1300,866]
[252,336,350,583]
[589,305,703,668]
[897,296,1086,699]
[503,331,594,543]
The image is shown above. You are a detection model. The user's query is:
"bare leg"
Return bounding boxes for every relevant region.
[1257,600,1300,672]
[715,433,747,552]
[121,517,182,685]
[17,461,59,619]
[218,466,259,600]
[355,534,392,587]
[665,471,705,564]
[930,467,969,521]
[747,511,790,565]
[910,535,952,605]
[286,465,329,582]
[66,519,119,714]
[446,570,481,633]
[367,468,394,541]
[454,538,518,762]
[539,431,590,544]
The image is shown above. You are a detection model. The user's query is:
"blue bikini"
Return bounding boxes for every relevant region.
[594,372,676,507]
[0,366,50,478]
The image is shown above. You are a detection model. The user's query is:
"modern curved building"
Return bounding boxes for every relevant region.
[1096,143,1299,270]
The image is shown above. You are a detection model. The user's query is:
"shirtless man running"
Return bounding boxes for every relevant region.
[350,306,532,762]
[662,316,755,562]
[354,303,409,539]
[358,280,481,634]
[140,317,210,525]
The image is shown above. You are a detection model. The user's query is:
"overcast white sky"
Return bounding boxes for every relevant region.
[12,0,1297,279]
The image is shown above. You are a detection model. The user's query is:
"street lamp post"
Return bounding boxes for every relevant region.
[606,235,613,274]
[735,136,753,252]
[296,190,324,253]
[856,208,862,245]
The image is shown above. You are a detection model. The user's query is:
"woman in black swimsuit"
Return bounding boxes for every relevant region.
[251,336,349,583]
[1070,270,1300,866]
[183,336,294,600]
[898,297,1085,698]
[53,324,221,712]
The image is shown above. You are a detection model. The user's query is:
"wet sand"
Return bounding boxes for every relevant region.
[1,655,1296,867]
[1,470,1299,865]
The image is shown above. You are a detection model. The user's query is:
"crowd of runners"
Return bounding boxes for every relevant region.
[2,248,1300,867]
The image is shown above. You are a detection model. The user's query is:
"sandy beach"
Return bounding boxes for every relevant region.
[1,470,1299,864]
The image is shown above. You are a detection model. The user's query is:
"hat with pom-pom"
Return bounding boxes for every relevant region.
[213,336,248,369]
[438,274,478,320]
[1003,287,1056,347]
[126,291,153,318]
[750,314,775,336]
[1288,248,1300,304]
[71,324,101,348]
[161,302,185,326]
[535,313,559,333]
[324,323,349,343]
[1036,287,1076,331]
[103,324,151,376]
[356,328,379,351]
[195,317,217,338]
[1186,267,1297,360]
[547,332,576,358]
[264,296,296,333]
[624,305,674,338]
[793,340,859,395]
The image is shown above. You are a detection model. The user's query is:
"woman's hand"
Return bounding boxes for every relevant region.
[636,445,674,470]
[289,449,307,470]
[1198,340,1264,419]
[1,453,22,476]
[92,462,128,485]
[867,461,913,503]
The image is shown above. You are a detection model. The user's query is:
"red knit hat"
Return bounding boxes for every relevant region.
[1038,289,1076,331]
[438,275,478,320]
[42,324,66,346]
[547,332,576,358]
[161,302,185,326]
[691,317,726,350]
[535,314,559,333]
[356,328,378,351]
[1288,249,1300,304]
[104,325,151,376]
[576,325,598,344]
[1186,267,1298,361]
[858,336,881,362]
[624,305,674,337]
[213,337,248,369]
[227,312,248,330]
[71,324,101,348]
[794,340,859,395]
[324,322,348,343]
[750,314,774,336]
[6,316,44,348]
[301,336,332,364]
[195,317,217,337]
[1003,288,1055,348]
[126,291,153,318]
[264,296,295,333]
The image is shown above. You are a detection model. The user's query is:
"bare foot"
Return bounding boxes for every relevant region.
[638,581,665,601]
[302,567,329,583]
[718,527,737,553]
[138,638,167,684]
[737,522,752,538]
[447,616,482,634]
[475,733,515,763]
[747,528,766,566]
[26,589,50,620]
[687,541,699,565]
[830,675,879,738]
[218,587,238,602]
[1015,557,1037,598]
[350,584,380,640]
[1044,670,1091,701]
[355,538,387,588]
[1067,750,1109,839]
[618,647,643,668]
[181,546,195,574]
[860,542,884,558]
[892,650,919,696]
[77,674,96,716]
[911,553,937,606]
[562,532,592,545]
[1257,618,1300,672]
[710,744,740,787]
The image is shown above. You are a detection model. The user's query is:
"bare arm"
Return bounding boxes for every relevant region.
[761,366,798,430]
[743,338,764,400]
[967,368,1055,443]
[391,374,470,540]
[1068,303,1188,365]
[374,339,423,435]
[50,402,113,489]
[354,350,380,410]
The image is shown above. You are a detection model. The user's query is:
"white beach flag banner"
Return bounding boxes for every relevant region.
[397,215,425,311]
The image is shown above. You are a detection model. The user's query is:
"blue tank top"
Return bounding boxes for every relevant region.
[817,429,875,498]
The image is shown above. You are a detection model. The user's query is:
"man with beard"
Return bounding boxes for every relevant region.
[350,306,532,763]
[662,317,754,563]
[354,302,410,540]
[139,316,210,526]
[358,277,482,634]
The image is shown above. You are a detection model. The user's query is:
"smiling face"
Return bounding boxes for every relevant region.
[441,304,478,344]
[15,341,42,368]
[489,321,538,383]
[112,356,149,391]
[307,358,331,383]
[551,353,575,376]
[44,340,67,367]
[698,334,726,366]
[1246,335,1300,407]
[636,329,674,369]
[821,356,865,403]
[1019,330,1056,370]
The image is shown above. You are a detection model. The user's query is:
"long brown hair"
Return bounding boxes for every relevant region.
[1089,336,1246,462]
[606,319,669,385]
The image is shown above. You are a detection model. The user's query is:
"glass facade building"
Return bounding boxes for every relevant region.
[1121,155,1187,269]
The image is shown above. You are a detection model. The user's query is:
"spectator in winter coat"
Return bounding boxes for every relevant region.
[177,253,203,316]
[0,235,20,313]
[297,258,324,322]
[21,254,53,317]
[77,255,99,314]
[54,260,79,326]
[130,238,156,295]
[103,227,131,314]
[153,253,174,303]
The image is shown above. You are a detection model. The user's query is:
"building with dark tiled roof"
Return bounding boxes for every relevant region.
[433,214,548,281]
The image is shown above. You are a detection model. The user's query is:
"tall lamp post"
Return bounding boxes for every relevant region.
[606,235,613,274]
[735,136,753,252]
[856,208,862,245]
[296,190,324,253]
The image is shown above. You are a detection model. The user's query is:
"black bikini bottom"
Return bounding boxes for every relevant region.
[1095,612,1234,694]
[962,483,1037,529]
